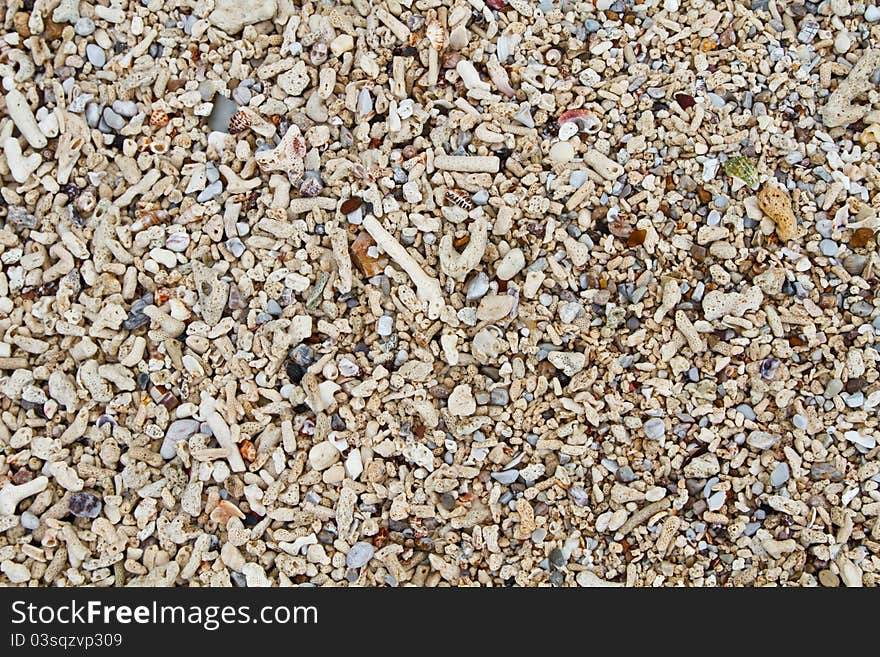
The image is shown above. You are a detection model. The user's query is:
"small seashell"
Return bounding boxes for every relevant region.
[544,48,561,66]
[300,173,324,197]
[356,87,374,119]
[723,155,759,189]
[227,110,250,135]
[149,109,169,128]
[74,188,96,215]
[310,41,328,65]
[513,105,535,129]
[426,19,448,51]
[239,439,256,463]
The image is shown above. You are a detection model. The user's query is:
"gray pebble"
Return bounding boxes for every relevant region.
[102,107,126,131]
[205,162,220,184]
[267,299,282,316]
[491,470,519,484]
[86,44,106,68]
[377,315,393,336]
[770,462,790,487]
[183,14,198,34]
[225,237,245,258]
[843,254,866,275]
[819,239,838,257]
[489,388,509,405]
[74,17,95,36]
[112,99,138,118]
[706,490,726,511]
[206,94,239,133]
[559,301,583,323]
[643,417,665,440]
[472,189,490,205]
[85,103,101,128]
[736,404,756,421]
[845,391,865,408]
[822,379,843,399]
[232,85,253,106]
[21,511,39,531]
[197,180,223,202]
[850,300,875,317]
[465,272,490,302]
[616,465,636,483]
[570,486,590,507]
[345,542,375,569]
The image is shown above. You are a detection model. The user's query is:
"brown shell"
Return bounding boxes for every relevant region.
[228,110,251,135]
[149,109,169,128]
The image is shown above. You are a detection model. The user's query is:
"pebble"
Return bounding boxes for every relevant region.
[20,511,39,531]
[642,418,665,440]
[68,492,102,518]
[225,237,245,258]
[559,301,583,323]
[308,441,340,471]
[866,5,880,21]
[495,248,526,280]
[550,141,575,164]
[197,180,223,202]
[345,542,375,569]
[770,462,790,487]
[377,315,394,336]
[465,272,490,302]
[102,107,126,131]
[491,470,519,484]
[74,17,95,36]
[819,239,838,257]
[86,44,106,68]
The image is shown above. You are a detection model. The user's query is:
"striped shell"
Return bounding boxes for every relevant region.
[149,109,168,128]
[228,110,251,135]
[425,19,448,51]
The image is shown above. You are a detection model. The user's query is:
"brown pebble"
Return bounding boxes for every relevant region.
[350,231,386,277]
[845,378,865,394]
[341,197,363,214]
[818,570,840,588]
[675,93,696,110]
[850,227,874,248]
[13,12,31,38]
[818,293,838,309]
[626,228,647,247]
[690,244,708,261]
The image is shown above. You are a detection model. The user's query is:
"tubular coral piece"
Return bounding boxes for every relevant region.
[0,476,49,515]
[55,111,89,185]
[439,215,488,282]
[328,223,353,294]
[434,155,500,173]
[362,215,445,319]
[583,149,624,181]
[5,88,48,150]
